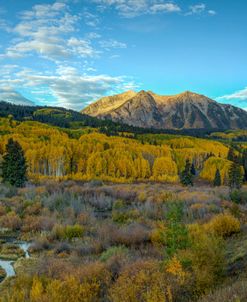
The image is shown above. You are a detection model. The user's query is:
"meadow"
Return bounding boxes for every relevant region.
[0,181,246,301]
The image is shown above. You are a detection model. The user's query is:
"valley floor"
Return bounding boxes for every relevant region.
[0,181,247,301]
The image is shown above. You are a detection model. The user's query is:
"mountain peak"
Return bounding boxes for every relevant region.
[82,90,247,130]
[178,91,202,97]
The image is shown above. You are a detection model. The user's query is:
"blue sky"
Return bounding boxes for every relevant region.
[0,0,247,110]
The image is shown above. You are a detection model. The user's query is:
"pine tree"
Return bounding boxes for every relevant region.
[190,163,196,176]
[227,147,236,162]
[180,159,193,186]
[242,149,247,181]
[213,168,221,187]
[228,162,243,190]
[2,138,27,187]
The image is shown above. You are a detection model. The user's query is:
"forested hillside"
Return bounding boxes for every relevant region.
[0,101,227,137]
[0,116,232,184]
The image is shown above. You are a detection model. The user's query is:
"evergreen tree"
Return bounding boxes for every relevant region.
[166,202,189,257]
[180,159,193,186]
[2,138,27,187]
[213,168,221,187]
[242,149,247,181]
[228,162,243,191]
[190,163,196,176]
[227,147,236,162]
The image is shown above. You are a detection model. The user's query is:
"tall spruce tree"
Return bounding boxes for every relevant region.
[228,162,243,191]
[227,147,236,162]
[2,138,27,187]
[213,168,221,187]
[242,149,247,181]
[190,163,196,176]
[180,159,193,186]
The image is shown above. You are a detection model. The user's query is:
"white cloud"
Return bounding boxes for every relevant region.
[9,66,138,110]
[217,87,247,102]
[0,86,34,106]
[99,39,127,50]
[83,12,100,27]
[0,1,136,110]
[1,2,98,61]
[185,3,216,16]
[208,10,216,16]
[93,0,181,18]
[68,37,100,57]
[150,3,181,14]
[189,3,206,14]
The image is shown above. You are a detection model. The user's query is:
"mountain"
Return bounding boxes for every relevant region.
[82,90,247,130]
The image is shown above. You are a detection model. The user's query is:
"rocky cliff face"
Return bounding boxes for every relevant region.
[82,90,247,130]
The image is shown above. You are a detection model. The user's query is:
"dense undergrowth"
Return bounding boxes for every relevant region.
[0,181,246,301]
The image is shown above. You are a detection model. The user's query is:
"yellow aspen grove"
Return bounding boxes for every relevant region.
[0,118,231,183]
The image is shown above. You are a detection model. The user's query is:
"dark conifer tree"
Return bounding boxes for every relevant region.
[213,168,221,187]
[180,159,193,186]
[242,149,247,181]
[190,163,196,176]
[2,138,27,187]
[227,147,236,162]
[228,162,243,191]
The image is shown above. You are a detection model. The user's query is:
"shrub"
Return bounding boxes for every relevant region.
[112,208,140,224]
[111,223,150,247]
[30,237,52,253]
[0,205,6,216]
[205,213,240,238]
[64,224,84,240]
[51,224,65,240]
[150,222,166,246]
[100,246,128,262]
[188,224,225,294]
[109,260,170,302]
[51,224,84,241]
[198,280,247,302]
[0,211,22,230]
[230,189,247,204]
[21,215,55,233]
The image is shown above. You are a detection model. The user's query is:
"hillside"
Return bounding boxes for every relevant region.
[82,90,247,130]
[0,101,224,137]
[0,101,148,135]
[0,116,229,182]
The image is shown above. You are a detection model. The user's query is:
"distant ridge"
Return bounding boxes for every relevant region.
[82,90,247,130]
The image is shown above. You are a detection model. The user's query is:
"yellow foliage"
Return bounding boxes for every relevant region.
[188,224,225,294]
[0,117,231,184]
[109,260,172,302]
[166,256,187,285]
[30,277,44,302]
[150,222,166,245]
[152,157,178,182]
[200,157,233,184]
[205,213,241,237]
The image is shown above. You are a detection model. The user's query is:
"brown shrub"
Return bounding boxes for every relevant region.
[111,223,150,247]
[0,211,22,230]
